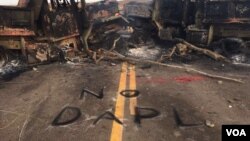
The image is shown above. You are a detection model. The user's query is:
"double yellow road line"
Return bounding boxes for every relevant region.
[110,62,137,141]
[129,64,137,116]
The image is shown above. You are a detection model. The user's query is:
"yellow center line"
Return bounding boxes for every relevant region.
[129,64,137,116]
[110,62,127,141]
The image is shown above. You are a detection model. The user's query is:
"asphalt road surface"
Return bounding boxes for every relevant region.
[1,60,250,141]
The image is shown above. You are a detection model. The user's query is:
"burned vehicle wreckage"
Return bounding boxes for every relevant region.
[1,1,250,141]
[153,0,250,43]
[0,0,127,66]
[0,0,250,74]
[0,0,88,66]
[153,0,250,62]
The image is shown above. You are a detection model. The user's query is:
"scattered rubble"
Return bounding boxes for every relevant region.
[127,46,160,60]
[127,41,161,60]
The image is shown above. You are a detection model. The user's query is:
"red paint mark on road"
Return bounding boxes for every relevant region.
[137,75,205,85]
[173,75,205,83]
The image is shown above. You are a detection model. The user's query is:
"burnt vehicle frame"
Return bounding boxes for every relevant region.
[0,0,88,66]
[85,0,128,48]
[203,0,250,44]
[152,0,250,46]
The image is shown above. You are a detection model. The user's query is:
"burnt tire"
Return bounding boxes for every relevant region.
[0,48,8,67]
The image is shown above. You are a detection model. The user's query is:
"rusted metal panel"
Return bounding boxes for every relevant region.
[0,28,35,36]
[0,38,22,49]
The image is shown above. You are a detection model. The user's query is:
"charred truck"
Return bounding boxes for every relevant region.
[0,0,127,67]
[0,0,88,66]
[153,0,250,46]
[202,0,250,44]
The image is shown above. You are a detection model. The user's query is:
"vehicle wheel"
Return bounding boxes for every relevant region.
[0,48,8,67]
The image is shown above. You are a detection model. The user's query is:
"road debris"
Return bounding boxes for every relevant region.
[218,81,223,85]
[127,44,161,60]
[174,38,230,62]
[32,67,38,71]
[205,120,215,128]
[231,54,248,63]
[99,53,244,83]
